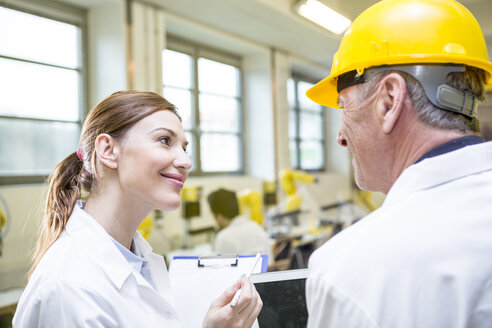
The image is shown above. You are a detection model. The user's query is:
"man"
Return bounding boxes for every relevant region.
[207,188,273,262]
[305,0,492,326]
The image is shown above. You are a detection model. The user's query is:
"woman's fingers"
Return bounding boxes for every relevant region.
[203,279,263,328]
[246,289,263,324]
[211,279,242,309]
[236,279,261,316]
[232,278,252,313]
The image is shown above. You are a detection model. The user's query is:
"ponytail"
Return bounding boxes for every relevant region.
[29,152,82,278]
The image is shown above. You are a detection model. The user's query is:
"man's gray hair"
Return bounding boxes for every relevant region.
[358,66,487,133]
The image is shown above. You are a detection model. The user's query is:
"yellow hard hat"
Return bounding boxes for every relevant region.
[307,0,492,109]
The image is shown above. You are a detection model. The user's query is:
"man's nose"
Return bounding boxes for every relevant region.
[337,130,347,147]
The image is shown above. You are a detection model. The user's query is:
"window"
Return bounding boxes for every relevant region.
[288,77,325,171]
[0,4,85,183]
[162,39,243,174]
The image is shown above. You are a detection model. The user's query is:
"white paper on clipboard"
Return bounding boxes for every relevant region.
[169,254,268,328]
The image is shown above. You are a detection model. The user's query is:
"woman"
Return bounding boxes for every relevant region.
[13,91,262,327]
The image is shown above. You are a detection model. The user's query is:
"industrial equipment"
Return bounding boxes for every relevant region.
[357,190,377,212]
[180,186,202,248]
[262,181,277,207]
[238,189,264,225]
[137,216,154,240]
[279,169,316,212]
[0,193,11,257]
[181,186,201,219]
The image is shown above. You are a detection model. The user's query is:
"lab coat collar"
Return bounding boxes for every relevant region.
[384,141,492,206]
[66,205,149,290]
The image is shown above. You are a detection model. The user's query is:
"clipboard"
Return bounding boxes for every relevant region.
[169,254,268,328]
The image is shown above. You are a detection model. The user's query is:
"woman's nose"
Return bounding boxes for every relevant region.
[174,148,192,171]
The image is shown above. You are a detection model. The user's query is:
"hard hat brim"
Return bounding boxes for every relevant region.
[306,74,339,109]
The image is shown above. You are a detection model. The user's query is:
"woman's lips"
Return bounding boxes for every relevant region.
[161,173,184,188]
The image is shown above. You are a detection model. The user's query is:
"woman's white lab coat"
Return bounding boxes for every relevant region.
[13,205,183,328]
[307,141,492,327]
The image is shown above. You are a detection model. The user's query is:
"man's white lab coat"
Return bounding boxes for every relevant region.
[13,205,183,328]
[215,215,273,262]
[307,141,492,327]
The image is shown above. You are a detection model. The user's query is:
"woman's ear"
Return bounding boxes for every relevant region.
[378,73,407,134]
[94,134,119,169]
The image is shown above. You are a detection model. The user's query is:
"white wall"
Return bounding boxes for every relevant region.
[272,50,292,177]
[87,0,128,107]
[243,51,276,180]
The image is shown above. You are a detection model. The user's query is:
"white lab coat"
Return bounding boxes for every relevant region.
[307,141,492,328]
[13,205,183,328]
[215,215,273,263]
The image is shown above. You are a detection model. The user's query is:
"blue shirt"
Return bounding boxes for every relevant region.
[109,236,155,289]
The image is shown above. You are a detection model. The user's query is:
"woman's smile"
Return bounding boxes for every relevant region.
[160,172,184,188]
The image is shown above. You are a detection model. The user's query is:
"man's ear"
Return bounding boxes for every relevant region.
[378,73,407,134]
[94,134,119,169]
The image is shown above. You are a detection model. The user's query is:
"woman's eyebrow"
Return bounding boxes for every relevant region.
[151,127,188,146]
[150,127,176,136]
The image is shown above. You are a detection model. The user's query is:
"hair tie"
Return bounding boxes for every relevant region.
[76,148,82,161]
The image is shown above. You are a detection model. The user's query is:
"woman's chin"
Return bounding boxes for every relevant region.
[156,199,181,212]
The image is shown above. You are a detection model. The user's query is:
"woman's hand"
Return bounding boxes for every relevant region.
[202,278,263,328]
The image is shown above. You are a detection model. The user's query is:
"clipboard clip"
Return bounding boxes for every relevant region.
[197,255,239,267]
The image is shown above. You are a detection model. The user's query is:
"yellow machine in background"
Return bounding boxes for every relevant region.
[279,169,316,211]
[0,210,6,235]
[137,216,154,240]
[357,190,377,212]
[262,180,277,208]
[0,193,11,256]
[181,186,201,218]
[180,186,202,248]
[238,189,264,225]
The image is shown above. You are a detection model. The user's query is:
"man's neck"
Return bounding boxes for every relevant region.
[386,123,473,193]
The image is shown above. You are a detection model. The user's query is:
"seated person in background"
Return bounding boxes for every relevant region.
[207,188,273,262]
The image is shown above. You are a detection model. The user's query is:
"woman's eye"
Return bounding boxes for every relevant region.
[159,136,171,145]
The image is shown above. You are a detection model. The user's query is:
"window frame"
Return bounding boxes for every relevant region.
[0,1,88,185]
[289,74,326,172]
[164,36,245,176]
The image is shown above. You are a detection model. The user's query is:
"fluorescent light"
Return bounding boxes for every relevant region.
[296,0,351,35]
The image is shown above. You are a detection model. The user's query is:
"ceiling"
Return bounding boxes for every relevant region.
[148,0,492,70]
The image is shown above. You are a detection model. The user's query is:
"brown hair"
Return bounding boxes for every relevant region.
[29,90,180,278]
[207,188,239,220]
